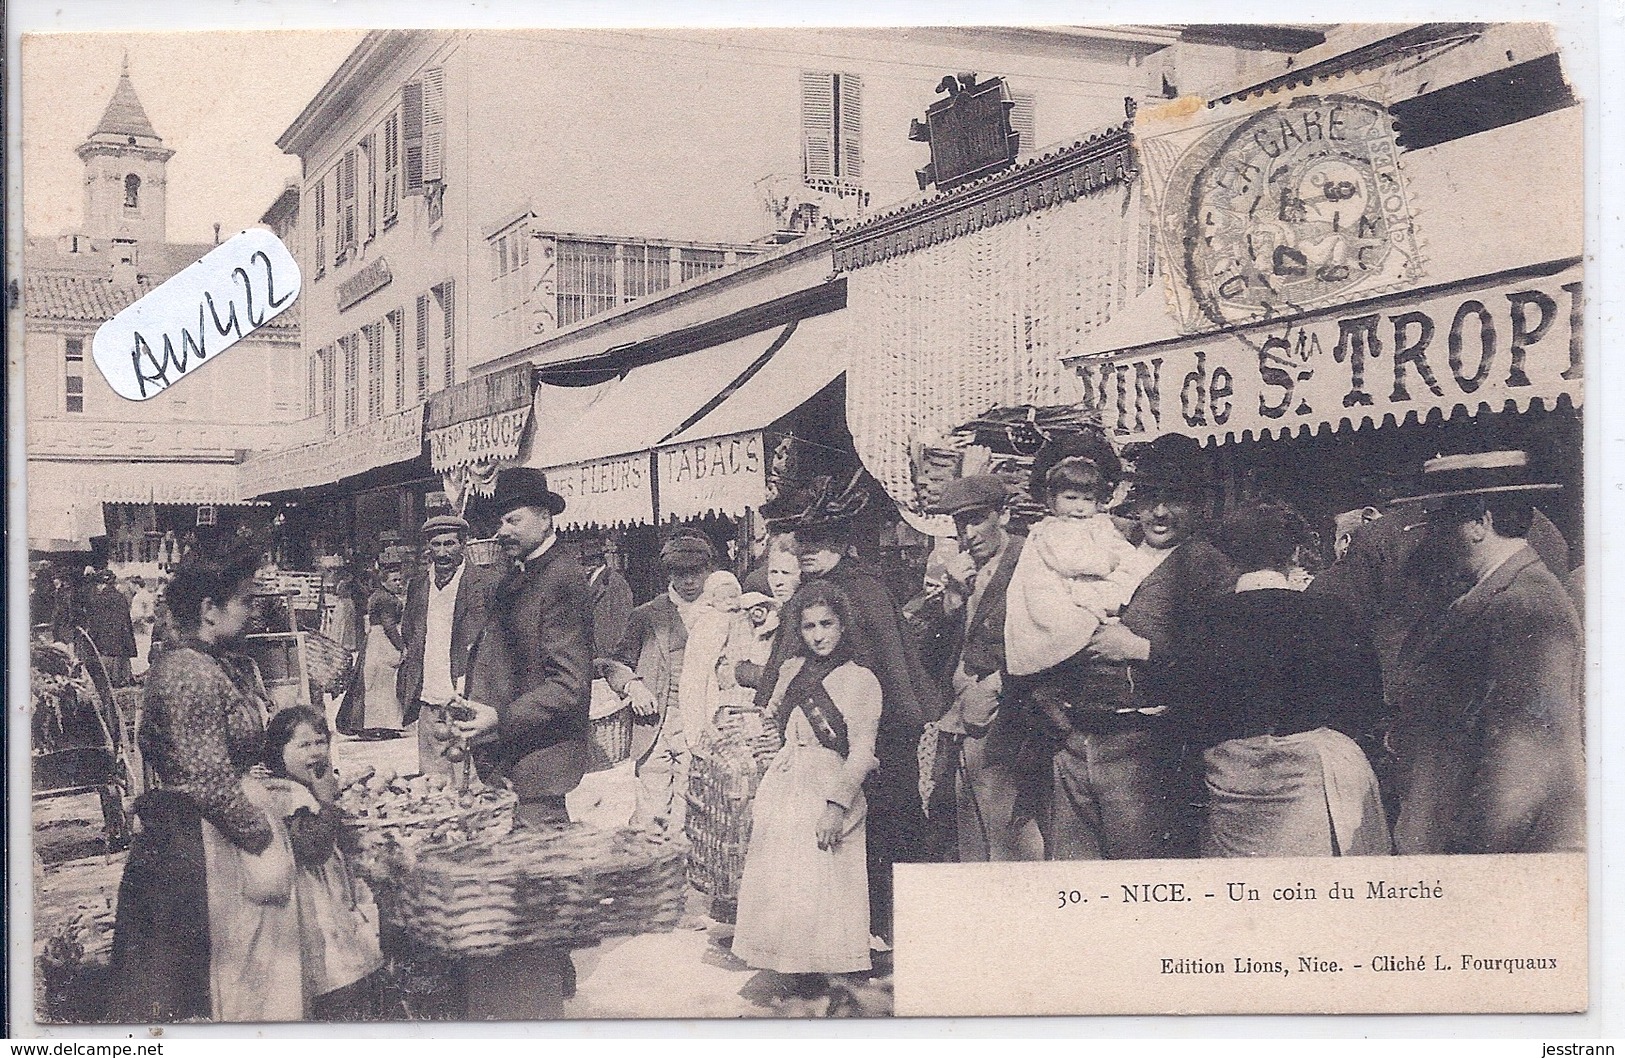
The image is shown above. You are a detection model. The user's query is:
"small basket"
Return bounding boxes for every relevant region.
[464,538,505,568]
[339,785,518,885]
[391,825,688,956]
[586,679,632,772]
[301,630,355,695]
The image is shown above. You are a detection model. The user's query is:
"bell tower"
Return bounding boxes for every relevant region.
[75,55,173,248]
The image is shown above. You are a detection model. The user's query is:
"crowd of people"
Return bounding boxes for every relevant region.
[43,428,1586,1021]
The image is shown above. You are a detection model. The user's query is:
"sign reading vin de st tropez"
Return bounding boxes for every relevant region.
[92,228,301,401]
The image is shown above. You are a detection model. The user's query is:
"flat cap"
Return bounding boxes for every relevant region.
[422,514,470,537]
[928,475,1010,517]
[659,530,717,570]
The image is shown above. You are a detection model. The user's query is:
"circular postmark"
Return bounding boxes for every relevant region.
[1182,95,1417,327]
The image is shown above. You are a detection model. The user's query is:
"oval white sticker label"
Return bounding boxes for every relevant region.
[92,228,302,401]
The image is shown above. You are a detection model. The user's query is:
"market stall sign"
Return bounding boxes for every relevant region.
[547,453,654,531]
[426,365,536,472]
[656,431,766,520]
[1067,260,1583,445]
[239,403,426,496]
[337,257,392,313]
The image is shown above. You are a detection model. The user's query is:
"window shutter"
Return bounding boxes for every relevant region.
[800,71,835,183]
[322,347,336,433]
[390,309,406,410]
[421,66,446,184]
[310,184,326,274]
[415,293,430,399]
[367,324,384,421]
[403,80,425,195]
[837,72,863,182]
[1010,91,1036,154]
[341,150,358,252]
[441,281,456,389]
[365,135,378,240]
[383,112,400,221]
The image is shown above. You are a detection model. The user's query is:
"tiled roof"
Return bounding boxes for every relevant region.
[24,273,153,322]
[24,271,298,333]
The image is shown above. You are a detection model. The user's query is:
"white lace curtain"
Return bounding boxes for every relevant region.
[843,179,1155,514]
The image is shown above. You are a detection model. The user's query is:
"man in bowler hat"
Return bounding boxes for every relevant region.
[455,467,593,1017]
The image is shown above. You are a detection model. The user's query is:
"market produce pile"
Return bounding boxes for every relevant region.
[337,766,518,882]
[34,853,125,1023]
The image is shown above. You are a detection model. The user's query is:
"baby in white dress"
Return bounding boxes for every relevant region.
[1005,454,1155,677]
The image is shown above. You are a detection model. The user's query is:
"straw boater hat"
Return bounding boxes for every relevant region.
[1389,450,1561,509]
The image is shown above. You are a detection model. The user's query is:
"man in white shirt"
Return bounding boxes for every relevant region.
[397,514,495,777]
[600,529,718,832]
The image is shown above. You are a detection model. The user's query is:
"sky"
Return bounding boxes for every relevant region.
[21,31,365,244]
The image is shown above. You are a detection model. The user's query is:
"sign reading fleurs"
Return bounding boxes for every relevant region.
[1066,261,1582,445]
[548,454,653,529]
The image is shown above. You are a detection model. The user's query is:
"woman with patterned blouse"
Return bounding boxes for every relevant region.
[107,544,291,1022]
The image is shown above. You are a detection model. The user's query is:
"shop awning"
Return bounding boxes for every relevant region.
[525,324,792,529]
[25,458,247,551]
[656,312,848,520]
[1063,258,1585,447]
[238,404,425,497]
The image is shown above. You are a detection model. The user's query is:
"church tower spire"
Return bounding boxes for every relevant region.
[76,60,173,246]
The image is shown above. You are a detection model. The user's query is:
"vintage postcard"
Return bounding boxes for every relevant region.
[11,17,1593,1030]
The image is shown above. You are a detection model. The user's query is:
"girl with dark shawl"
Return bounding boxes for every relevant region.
[734,581,882,983]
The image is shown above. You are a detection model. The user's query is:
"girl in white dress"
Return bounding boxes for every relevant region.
[732,581,882,984]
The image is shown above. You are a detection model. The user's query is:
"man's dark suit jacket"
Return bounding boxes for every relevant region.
[396,560,497,722]
[1391,545,1585,854]
[465,541,593,805]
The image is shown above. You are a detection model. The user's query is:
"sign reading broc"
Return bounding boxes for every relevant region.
[426,364,535,471]
[1067,261,1583,444]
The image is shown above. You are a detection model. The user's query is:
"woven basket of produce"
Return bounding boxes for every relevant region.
[391,824,688,956]
[683,707,781,898]
[586,679,632,772]
[337,768,517,886]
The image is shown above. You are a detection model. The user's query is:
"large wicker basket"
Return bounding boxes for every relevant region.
[464,538,505,568]
[339,785,518,885]
[391,825,688,956]
[683,707,781,899]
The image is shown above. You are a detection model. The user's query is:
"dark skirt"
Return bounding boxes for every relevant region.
[106,791,211,1023]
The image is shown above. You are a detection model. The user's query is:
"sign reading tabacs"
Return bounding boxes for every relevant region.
[1068,261,1583,445]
